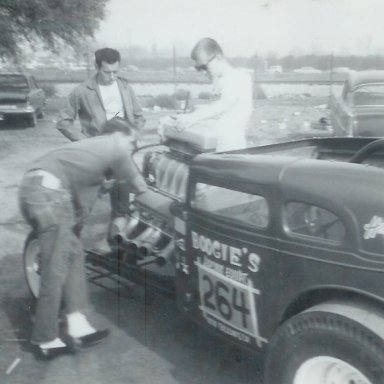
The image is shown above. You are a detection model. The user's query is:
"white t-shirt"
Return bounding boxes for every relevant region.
[98,82,124,120]
[189,67,253,151]
[213,68,253,151]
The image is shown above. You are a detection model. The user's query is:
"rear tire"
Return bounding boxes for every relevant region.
[264,303,384,384]
[28,113,37,127]
[23,232,41,298]
[36,109,44,119]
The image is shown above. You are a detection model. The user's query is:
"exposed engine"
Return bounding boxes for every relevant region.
[109,123,218,269]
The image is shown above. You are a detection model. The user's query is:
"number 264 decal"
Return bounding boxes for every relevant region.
[195,261,267,346]
[203,276,250,328]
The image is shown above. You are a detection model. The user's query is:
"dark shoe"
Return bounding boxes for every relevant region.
[71,329,110,348]
[33,344,73,361]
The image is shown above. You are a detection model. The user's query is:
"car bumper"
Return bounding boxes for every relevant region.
[0,110,36,128]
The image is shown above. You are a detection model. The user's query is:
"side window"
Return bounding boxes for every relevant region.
[285,202,346,243]
[191,183,269,228]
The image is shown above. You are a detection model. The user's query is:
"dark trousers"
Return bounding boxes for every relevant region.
[19,177,89,343]
[109,180,131,217]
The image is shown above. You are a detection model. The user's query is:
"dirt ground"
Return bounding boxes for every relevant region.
[0,96,329,383]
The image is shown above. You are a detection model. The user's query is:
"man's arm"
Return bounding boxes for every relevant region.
[114,136,147,194]
[56,89,87,141]
[121,83,145,140]
[175,81,240,129]
[177,96,237,127]
[132,91,146,130]
[175,70,252,130]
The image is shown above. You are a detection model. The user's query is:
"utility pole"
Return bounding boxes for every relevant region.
[329,52,334,105]
[173,45,177,91]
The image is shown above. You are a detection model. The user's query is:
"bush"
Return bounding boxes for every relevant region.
[198,91,214,100]
[139,95,156,108]
[173,88,190,101]
[40,83,57,98]
[154,94,179,109]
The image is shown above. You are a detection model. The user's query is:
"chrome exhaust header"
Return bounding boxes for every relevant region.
[137,229,163,258]
[155,241,175,267]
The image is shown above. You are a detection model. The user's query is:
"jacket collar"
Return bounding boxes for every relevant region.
[85,74,127,90]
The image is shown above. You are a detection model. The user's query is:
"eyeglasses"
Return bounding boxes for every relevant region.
[194,55,216,72]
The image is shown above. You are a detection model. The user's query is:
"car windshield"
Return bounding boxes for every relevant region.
[0,75,29,91]
[353,84,384,106]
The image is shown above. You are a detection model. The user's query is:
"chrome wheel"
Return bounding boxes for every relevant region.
[24,235,41,298]
[265,305,384,384]
[294,356,371,384]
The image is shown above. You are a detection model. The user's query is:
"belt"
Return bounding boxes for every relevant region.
[25,169,63,190]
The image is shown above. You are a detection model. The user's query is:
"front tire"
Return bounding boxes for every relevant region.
[23,232,41,298]
[264,302,384,384]
[36,109,44,119]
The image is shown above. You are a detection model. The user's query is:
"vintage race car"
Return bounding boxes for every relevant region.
[23,124,384,383]
[330,70,384,137]
[0,72,45,127]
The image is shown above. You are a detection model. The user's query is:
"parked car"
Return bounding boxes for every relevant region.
[293,66,322,74]
[331,70,384,136]
[332,66,352,74]
[267,65,283,74]
[0,72,45,127]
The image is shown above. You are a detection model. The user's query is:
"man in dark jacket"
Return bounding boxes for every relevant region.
[19,123,147,360]
[57,48,145,235]
[56,47,145,141]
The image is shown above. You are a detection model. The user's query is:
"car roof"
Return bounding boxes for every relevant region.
[190,153,297,187]
[191,152,384,215]
[348,70,384,89]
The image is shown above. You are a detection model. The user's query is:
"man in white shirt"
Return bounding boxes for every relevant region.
[174,38,253,151]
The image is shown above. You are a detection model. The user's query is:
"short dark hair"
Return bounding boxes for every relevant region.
[95,48,121,68]
[102,116,132,135]
[191,38,224,61]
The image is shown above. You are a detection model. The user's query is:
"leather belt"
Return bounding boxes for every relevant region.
[25,169,63,190]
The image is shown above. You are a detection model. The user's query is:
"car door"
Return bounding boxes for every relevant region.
[176,179,278,351]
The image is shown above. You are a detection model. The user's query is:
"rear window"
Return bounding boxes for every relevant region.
[352,84,384,106]
[0,75,29,91]
[285,202,346,243]
[191,183,269,228]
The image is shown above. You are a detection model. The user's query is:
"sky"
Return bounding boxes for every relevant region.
[95,0,384,57]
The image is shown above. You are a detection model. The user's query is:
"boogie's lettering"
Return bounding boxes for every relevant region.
[191,231,260,273]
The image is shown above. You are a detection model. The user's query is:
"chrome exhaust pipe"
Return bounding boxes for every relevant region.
[112,216,140,244]
[156,240,175,267]
[169,162,186,196]
[137,229,163,258]
[124,226,156,254]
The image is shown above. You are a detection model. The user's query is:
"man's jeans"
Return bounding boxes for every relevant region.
[19,176,89,343]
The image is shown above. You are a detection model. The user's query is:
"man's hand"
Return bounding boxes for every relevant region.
[157,115,178,140]
[98,178,116,197]
[175,114,196,131]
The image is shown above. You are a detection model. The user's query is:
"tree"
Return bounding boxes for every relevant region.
[0,0,108,59]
